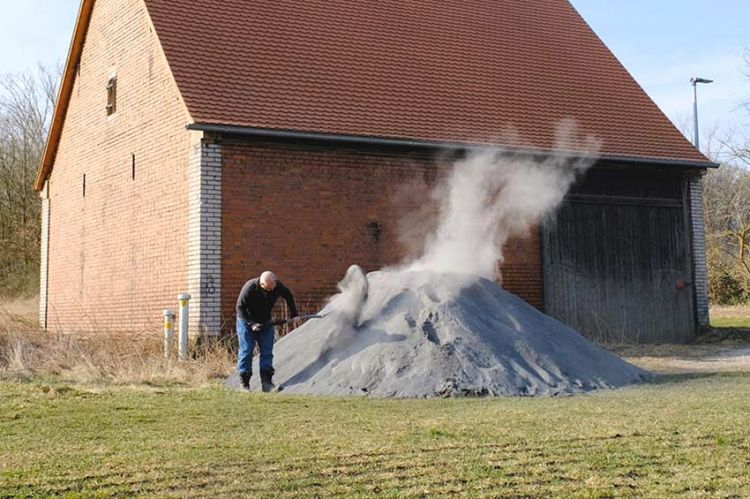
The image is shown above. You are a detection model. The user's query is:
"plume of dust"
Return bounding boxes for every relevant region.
[327,264,369,328]
[321,122,598,329]
[406,120,600,279]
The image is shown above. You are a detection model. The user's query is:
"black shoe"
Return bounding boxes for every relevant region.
[260,370,275,393]
[240,372,252,390]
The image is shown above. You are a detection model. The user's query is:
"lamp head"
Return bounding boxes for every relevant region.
[690,77,713,85]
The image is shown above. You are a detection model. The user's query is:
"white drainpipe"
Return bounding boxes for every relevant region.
[177,294,191,361]
[163,309,175,358]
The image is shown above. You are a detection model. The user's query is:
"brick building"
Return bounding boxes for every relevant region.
[35,0,716,343]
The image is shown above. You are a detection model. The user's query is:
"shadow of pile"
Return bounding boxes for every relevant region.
[643,371,750,386]
[695,327,750,344]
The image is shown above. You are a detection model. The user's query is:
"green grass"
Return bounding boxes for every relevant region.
[2,374,750,497]
[711,316,750,328]
[710,305,750,328]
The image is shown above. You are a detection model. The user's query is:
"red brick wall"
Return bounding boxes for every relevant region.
[501,231,544,310]
[220,141,544,330]
[44,0,192,334]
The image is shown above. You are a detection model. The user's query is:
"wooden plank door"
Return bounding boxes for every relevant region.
[542,199,696,343]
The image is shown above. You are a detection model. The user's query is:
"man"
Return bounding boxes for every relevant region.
[236,270,298,392]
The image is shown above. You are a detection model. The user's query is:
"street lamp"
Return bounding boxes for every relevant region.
[690,77,713,151]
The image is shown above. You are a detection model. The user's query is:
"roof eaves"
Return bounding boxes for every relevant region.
[187,123,719,169]
[33,0,95,192]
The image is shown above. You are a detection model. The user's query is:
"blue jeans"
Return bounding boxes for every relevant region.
[237,317,275,375]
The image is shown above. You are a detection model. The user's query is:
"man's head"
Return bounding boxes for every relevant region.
[259,271,277,292]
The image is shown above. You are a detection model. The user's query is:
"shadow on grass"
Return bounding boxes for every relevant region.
[642,371,750,386]
[696,327,750,343]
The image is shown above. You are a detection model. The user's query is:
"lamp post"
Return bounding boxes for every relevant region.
[690,77,713,150]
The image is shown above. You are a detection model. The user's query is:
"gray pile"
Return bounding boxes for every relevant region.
[231,265,648,397]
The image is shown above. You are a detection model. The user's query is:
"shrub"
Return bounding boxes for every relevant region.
[709,270,750,306]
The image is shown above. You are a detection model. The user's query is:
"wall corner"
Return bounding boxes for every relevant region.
[689,175,709,327]
[38,181,51,332]
[187,135,222,337]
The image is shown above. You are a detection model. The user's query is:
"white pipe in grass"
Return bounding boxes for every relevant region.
[163,309,175,358]
[177,294,190,361]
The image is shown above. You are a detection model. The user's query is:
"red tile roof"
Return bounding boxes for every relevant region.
[35,0,711,193]
[148,0,709,164]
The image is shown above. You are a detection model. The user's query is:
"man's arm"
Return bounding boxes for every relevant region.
[252,291,295,331]
[278,283,298,318]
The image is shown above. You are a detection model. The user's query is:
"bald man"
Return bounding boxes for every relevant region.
[236,271,298,391]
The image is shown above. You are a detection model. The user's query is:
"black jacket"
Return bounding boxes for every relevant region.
[236,278,298,325]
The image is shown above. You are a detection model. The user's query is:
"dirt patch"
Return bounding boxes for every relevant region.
[612,342,750,374]
[710,304,750,320]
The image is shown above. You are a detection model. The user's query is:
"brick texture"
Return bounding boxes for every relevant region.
[145,0,711,165]
[220,141,543,333]
[500,231,544,310]
[689,175,710,327]
[187,140,222,336]
[44,0,192,334]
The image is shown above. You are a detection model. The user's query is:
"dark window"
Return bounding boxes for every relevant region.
[106,77,117,115]
[131,153,136,180]
[82,174,86,197]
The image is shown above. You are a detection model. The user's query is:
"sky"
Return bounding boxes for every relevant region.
[569,0,749,158]
[0,0,79,72]
[0,0,747,157]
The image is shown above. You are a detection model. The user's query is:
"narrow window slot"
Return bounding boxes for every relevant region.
[106,76,117,115]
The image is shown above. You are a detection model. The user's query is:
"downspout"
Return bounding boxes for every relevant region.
[39,181,51,332]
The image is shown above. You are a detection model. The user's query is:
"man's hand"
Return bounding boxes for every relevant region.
[251,322,263,332]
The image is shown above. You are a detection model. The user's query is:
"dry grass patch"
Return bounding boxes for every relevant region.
[0,296,38,330]
[0,329,234,387]
[610,341,750,375]
[0,299,234,387]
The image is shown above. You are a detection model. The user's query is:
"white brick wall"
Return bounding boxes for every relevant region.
[39,182,50,331]
[689,175,709,327]
[187,139,222,336]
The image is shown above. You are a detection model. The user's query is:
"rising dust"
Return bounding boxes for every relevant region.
[230,124,648,397]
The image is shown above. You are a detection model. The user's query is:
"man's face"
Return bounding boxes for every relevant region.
[260,280,276,292]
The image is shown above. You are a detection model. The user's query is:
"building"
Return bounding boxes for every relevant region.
[34,0,716,342]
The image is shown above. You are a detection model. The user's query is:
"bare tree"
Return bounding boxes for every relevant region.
[0,65,59,295]
[700,49,750,304]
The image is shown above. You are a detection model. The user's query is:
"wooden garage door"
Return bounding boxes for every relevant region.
[542,176,696,343]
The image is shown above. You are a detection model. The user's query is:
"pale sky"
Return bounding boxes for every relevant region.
[570,0,749,157]
[0,1,747,156]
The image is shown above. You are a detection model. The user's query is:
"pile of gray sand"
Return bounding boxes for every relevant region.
[231,265,648,397]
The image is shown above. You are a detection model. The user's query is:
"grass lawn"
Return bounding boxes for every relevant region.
[710,305,750,328]
[3,300,750,496]
[711,316,750,328]
[2,373,750,497]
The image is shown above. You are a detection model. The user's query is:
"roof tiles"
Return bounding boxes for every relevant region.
[145,0,709,164]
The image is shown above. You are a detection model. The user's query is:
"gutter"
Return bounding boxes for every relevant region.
[187,123,719,169]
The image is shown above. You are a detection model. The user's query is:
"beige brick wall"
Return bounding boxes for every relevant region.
[187,139,222,336]
[44,0,192,334]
